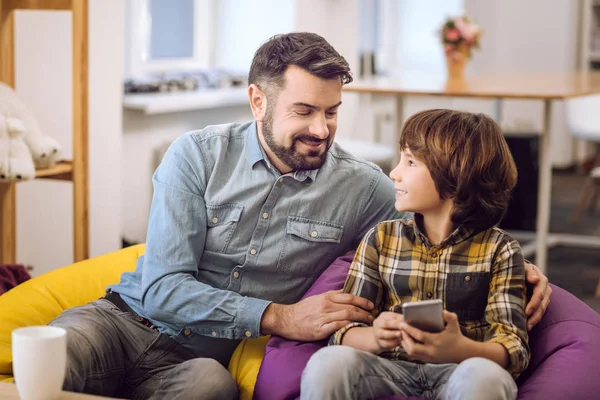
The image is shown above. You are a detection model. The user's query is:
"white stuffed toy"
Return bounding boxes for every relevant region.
[0,82,62,182]
[0,114,36,181]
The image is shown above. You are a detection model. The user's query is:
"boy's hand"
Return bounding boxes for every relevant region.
[399,311,466,364]
[372,312,404,352]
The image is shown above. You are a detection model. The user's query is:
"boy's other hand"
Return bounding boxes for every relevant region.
[372,312,404,352]
[524,262,552,331]
[399,311,465,364]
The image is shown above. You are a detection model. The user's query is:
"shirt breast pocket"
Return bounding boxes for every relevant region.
[445,272,490,322]
[205,203,244,254]
[277,216,344,277]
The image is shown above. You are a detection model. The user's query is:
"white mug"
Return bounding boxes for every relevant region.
[12,326,67,400]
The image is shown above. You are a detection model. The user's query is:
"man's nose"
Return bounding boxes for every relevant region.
[309,114,329,139]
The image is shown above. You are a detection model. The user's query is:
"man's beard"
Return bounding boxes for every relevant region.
[261,107,331,171]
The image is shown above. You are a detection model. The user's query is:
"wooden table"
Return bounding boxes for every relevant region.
[344,72,600,275]
[0,382,120,399]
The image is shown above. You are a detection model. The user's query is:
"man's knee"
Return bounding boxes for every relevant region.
[446,357,517,400]
[172,358,238,400]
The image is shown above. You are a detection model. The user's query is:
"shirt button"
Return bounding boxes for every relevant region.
[212,331,217,337]
[262,212,269,219]
[211,217,218,224]
[431,251,438,258]
[233,271,240,279]
[465,275,471,282]
[250,248,257,255]
[427,292,433,299]
[184,328,191,335]
[279,178,284,183]
[310,231,318,238]
[245,330,252,337]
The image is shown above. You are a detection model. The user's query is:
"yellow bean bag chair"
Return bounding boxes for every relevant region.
[0,245,267,400]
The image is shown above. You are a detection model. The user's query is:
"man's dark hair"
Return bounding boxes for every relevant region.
[400,109,518,231]
[248,32,353,97]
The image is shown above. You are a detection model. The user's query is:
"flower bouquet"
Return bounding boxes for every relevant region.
[440,14,482,79]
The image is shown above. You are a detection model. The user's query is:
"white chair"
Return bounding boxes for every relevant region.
[565,94,600,222]
[335,138,396,174]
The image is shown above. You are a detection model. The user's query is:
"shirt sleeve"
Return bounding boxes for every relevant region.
[330,226,385,346]
[486,238,531,378]
[140,133,271,340]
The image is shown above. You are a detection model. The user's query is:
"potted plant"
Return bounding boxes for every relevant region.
[441,14,483,80]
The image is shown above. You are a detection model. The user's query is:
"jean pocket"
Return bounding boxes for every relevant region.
[277,216,344,277]
[205,203,243,253]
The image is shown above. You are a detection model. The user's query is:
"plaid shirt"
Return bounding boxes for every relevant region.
[330,216,530,378]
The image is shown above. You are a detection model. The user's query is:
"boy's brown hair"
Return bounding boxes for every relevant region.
[399,109,517,231]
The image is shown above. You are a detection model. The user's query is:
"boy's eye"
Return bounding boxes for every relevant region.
[326,111,337,118]
[296,110,311,116]
[408,160,416,166]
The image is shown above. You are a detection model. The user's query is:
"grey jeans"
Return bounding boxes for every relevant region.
[48,298,238,400]
[301,346,517,400]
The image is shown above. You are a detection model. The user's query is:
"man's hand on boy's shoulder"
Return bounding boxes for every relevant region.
[524,262,552,331]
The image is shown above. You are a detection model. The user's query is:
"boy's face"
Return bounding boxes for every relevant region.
[389,148,446,214]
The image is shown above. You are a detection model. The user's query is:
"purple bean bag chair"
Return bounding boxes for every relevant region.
[254,255,600,400]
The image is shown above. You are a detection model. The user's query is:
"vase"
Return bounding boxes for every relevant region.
[445,44,469,81]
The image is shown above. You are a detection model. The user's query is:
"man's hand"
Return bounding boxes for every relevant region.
[399,311,466,364]
[260,290,374,341]
[372,312,404,353]
[524,262,552,331]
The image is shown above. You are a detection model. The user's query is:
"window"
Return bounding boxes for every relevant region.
[125,0,295,78]
[125,0,214,76]
[148,0,195,60]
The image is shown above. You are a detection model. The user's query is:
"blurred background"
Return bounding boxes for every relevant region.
[4,0,599,310]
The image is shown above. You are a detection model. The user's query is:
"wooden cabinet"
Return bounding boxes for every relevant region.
[0,0,88,263]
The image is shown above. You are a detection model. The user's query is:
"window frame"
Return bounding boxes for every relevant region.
[126,0,215,76]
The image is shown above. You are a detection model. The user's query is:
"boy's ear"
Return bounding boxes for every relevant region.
[248,84,267,122]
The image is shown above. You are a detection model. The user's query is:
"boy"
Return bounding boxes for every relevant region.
[301,109,529,400]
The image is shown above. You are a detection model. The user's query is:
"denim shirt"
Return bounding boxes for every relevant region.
[110,121,400,364]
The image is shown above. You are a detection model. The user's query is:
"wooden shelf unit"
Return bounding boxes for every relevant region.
[0,0,88,264]
[35,160,73,180]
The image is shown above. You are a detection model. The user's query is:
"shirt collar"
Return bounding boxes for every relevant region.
[244,122,319,182]
[245,122,266,169]
[412,213,474,248]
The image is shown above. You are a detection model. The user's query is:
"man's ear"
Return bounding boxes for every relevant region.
[248,84,267,122]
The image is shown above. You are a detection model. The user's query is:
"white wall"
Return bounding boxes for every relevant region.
[463,0,580,167]
[14,0,123,275]
[215,0,296,72]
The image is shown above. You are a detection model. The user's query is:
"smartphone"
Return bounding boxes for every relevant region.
[401,299,444,333]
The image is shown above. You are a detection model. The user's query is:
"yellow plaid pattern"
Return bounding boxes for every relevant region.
[330,216,530,378]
